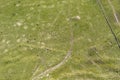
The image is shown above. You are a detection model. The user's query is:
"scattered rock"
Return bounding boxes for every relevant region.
[67,15,81,21]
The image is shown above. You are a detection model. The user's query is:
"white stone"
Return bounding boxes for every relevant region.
[2,39,6,43]
[16,22,22,26]
[68,15,81,21]
[17,39,21,43]
[4,49,8,53]
[6,40,10,44]
[41,42,45,45]
[23,26,28,30]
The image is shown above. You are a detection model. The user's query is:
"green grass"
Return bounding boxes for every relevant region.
[0,0,120,80]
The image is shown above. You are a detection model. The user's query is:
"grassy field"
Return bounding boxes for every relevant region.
[0,0,120,80]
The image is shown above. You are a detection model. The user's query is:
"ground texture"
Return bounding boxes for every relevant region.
[0,0,120,80]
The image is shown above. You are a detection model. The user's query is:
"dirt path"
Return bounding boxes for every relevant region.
[107,0,120,27]
[32,24,74,80]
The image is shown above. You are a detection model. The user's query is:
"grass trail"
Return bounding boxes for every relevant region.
[0,0,120,80]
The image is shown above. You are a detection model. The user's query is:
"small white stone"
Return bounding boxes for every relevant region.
[68,15,81,21]
[17,39,21,43]
[16,22,22,26]
[40,76,43,79]
[22,34,26,37]
[4,49,8,53]
[16,4,20,7]
[41,42,45,45]
[23,26,28,30]
[2,39,6,43]
[75,16,81,20]
[6,41,10,44]
[46,74,49,77]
